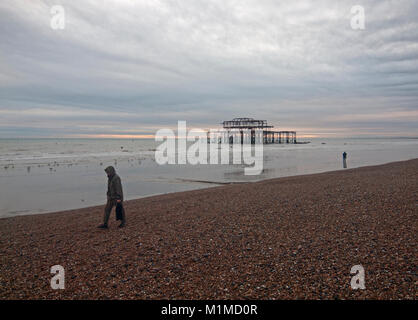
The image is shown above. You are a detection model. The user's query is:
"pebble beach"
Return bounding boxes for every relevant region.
[0,159,417,299]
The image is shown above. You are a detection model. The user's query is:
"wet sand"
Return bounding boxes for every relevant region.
[0,159,417,299]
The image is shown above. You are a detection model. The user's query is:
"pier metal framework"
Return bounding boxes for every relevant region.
[220,117,296,144]
[222,118,273,130]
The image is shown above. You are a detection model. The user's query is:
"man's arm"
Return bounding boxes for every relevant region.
[113,176,123,202]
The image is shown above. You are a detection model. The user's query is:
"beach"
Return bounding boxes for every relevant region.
[0,159,417,299]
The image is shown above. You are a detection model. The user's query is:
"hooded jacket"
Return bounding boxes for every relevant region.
[104,166,123,201]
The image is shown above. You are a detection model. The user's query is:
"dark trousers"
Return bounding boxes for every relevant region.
[104,199,126,225]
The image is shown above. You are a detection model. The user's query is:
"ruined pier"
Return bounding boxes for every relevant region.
[219,117,296,144]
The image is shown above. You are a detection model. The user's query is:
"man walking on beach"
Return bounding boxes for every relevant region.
[98,166,126,229]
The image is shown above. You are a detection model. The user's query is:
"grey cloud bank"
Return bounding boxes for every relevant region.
[0,0,417,137]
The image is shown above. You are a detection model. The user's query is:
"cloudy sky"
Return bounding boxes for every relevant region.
[0,0,417,138]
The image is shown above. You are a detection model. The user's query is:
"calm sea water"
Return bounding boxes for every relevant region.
[0,137,417,218]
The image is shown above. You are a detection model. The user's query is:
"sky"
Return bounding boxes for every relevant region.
[0,0,417,138]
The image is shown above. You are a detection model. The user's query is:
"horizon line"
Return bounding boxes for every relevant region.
[1,134,418,140]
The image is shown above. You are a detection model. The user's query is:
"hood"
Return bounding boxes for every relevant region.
[104,166,116,176]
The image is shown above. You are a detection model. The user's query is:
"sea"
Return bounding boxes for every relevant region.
[0,137,417,218]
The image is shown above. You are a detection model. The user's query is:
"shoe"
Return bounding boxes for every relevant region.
[98,224,108,229]
[118,223,125,228]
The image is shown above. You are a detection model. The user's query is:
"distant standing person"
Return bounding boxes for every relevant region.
[342,152,347,168]
[98,166,126,229]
